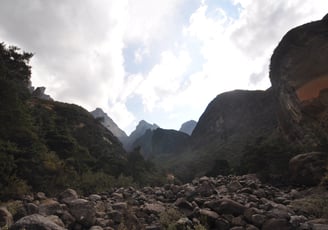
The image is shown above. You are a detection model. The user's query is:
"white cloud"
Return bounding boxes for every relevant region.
[124,0,186,44]
[0,0,327,134]
[133,50,191,111]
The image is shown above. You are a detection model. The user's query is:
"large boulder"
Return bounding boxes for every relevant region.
[38,199,62,216]
[10,214,65,230]
[289,152,328,185]
[270,15,328,147]
[68,199,96,227]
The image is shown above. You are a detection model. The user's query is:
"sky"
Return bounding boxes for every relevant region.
[0,0,327,134]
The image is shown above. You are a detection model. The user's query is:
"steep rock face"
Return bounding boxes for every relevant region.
[132,128,190,158]
[91,108,128,145]
[191,89,278,164]
[179,120,197,135]
[125,120,159,152]
[270,15,328,147]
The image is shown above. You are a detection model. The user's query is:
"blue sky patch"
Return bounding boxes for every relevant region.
[206,0,241,19]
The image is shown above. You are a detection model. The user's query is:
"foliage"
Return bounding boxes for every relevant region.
[238,133,300,184]
[291,189,328,218]
[126,147,166,186]
[205,159,231,177]
[0,42,166,199]
[194,225,207,230]
[159,207,183,230]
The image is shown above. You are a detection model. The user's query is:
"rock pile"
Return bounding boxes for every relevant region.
[1,175,327,230]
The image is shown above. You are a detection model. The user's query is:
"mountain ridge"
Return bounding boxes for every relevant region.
[90,108,128,144]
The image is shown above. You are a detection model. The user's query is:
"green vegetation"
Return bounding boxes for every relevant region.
[159,207,183,230]
[0,42,165,199]
[238,133,300,184]
[205,159,231,177]
[291,187,328,218]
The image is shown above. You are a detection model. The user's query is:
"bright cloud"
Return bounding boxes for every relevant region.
[0,0,327,134]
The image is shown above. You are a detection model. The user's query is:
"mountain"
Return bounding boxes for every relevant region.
[0,43,164,199]
[191,89,278,163]
[124,120,159,151]
[132,128,190,158]
[166,16,328,182]
[179,120,197,135]
[91,108,128,144]
[269,14,328,149]
[161,89,278,181]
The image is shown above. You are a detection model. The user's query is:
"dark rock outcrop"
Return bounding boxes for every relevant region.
[91,108,128,146]
[289,152,328,186]
[270,16,328,148]
[32,86,53,101]
[191,89,278,165]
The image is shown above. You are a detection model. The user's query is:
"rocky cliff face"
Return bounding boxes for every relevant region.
[270,15,328,148]
[179,120,197,135]
[132,128,190,158]
[191,89,278,165]
[91,108,128,145]
[32,87,53,101]
[124,120,159,152]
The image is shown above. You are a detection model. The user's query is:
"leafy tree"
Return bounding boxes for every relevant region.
[238,133,300,184]
[206,159,231,177]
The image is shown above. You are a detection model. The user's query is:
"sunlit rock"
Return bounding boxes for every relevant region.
[270,15,328,147]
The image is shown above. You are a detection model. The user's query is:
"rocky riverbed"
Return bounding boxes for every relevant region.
[1,175,328,230]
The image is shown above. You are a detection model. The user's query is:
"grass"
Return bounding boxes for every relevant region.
[291,187,328,218]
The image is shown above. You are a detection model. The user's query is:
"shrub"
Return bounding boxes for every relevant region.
[238,133,299,184]
[0,177,30,200]
[78,171,116,194]
[159,207,183,229]
[291,193,328,218]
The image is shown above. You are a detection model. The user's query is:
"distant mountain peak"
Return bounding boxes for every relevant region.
[179,120,197,135]
[136,120,159,130]
[124,120,159,152]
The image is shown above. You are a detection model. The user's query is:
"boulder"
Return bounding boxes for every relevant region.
[262,218,292,230]
[10,214,64,230]
[205,198,246,216]
[198,209,220,227]
[68,199,96,227]
[143,203,165,215]
[0,207,13,228]
[58,188,78,204]
[289,152,328,185]
[38,199,62,216]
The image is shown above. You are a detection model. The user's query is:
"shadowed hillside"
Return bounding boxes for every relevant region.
[0,43,165,199]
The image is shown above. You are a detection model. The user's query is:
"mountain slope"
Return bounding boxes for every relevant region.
[91,108,128,144]
[125,120,159,151]
[165,89,278,181]
[0,43,164,198]
[132,128,190,158]
[191,89,278,163]
[270,15,328,148]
